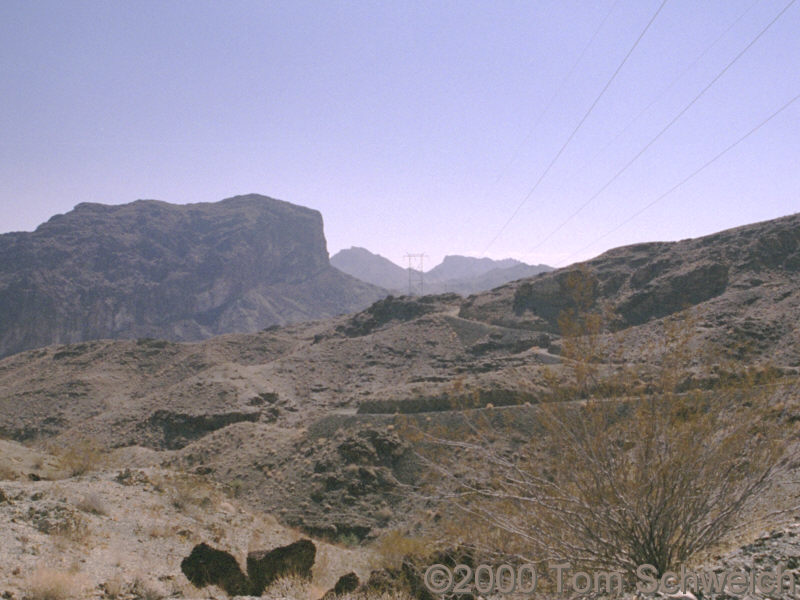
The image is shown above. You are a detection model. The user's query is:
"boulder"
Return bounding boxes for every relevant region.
[322,572,360,599]
[179,542,249,596]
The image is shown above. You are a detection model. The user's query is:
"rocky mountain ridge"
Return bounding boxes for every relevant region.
[0,195,386,358]
[330,246,552,295]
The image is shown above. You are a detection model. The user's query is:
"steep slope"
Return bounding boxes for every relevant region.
[460,212,800,363]
[0,194,386,358]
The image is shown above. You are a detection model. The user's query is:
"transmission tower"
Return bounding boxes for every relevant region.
[404,253,426,296]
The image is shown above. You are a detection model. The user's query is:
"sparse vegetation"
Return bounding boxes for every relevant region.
[75,492,107,515]
[50,511,91,548]
[373,530,436,569]
[54,437,106,477]
[411,267,796,586]
[25,568,84,600]
[261,575,310,599]
[130,575,165,600]
[101,573,126,599]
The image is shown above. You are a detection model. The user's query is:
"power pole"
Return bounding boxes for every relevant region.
[404,253,426,296]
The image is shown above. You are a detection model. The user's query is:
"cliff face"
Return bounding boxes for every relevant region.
[0,194,386,357]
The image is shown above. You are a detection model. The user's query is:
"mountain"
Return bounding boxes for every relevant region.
[460,212,800,354]
[426,255,524,281]
[330,248,553,295]
[330,246,408,290]
[0,194,386,358]
[1,212,797,543]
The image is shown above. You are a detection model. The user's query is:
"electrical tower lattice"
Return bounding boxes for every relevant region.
[404,253,426,296]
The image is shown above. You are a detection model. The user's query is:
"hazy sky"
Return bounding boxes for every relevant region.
[1,0,798,268]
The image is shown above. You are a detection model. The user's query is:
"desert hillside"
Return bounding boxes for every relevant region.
[2,212,800,599]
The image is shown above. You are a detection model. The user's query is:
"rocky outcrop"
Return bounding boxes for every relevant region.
[461,212,800,333]
[180,539,316,596]
[323,572,360,598]
[179,543,250,596]
[336,294,458,337]
[0,194,386,358]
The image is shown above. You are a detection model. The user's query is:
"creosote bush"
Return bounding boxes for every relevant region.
[54,437,107,477]
[407,266,797,587]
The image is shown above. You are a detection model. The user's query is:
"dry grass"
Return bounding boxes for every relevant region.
[261,576,311,599]
[25,568,85,600]
[0,463,19,480]
[101,573,126,599]
[144,520,173,539]
[158,473,214,513]
[130,575,165,600]
[372,530,436,569]
[75,492,108,515]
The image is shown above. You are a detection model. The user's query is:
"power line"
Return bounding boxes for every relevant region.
[554,89,800,267]
[532,0,761,228]
[437,0,620,255]
[493,0,621,188]
[529,0,797,253]
[481,0,669,256]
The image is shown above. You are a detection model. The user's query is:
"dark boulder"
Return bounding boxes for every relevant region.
[179,542,249,596]
[322,572,360,599]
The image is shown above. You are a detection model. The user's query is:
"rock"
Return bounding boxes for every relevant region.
[337,294,456,337]
[460,211,800,335]
[144,409,262,450]
[179,542,250,596]
[114,468,150,487]
[322,572,360,599]
[246,538,316,595]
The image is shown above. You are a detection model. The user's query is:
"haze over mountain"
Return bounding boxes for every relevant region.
[0,194,386,358]
[330,247,553,295]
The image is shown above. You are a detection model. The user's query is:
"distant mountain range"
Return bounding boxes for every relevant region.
[330,247,553,295]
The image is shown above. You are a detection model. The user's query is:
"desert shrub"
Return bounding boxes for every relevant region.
[25,568,83,600]
[55,437,106,477]
[0,463,18,480]
[373,530,438,569]
[336,532,361,548]
[168,475,212,511]
[102,573,126,599]
[50,511,91,547]
[130,576,165,600]
[76,492,107,515]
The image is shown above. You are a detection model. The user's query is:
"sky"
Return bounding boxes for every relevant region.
[1,0,798,269]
